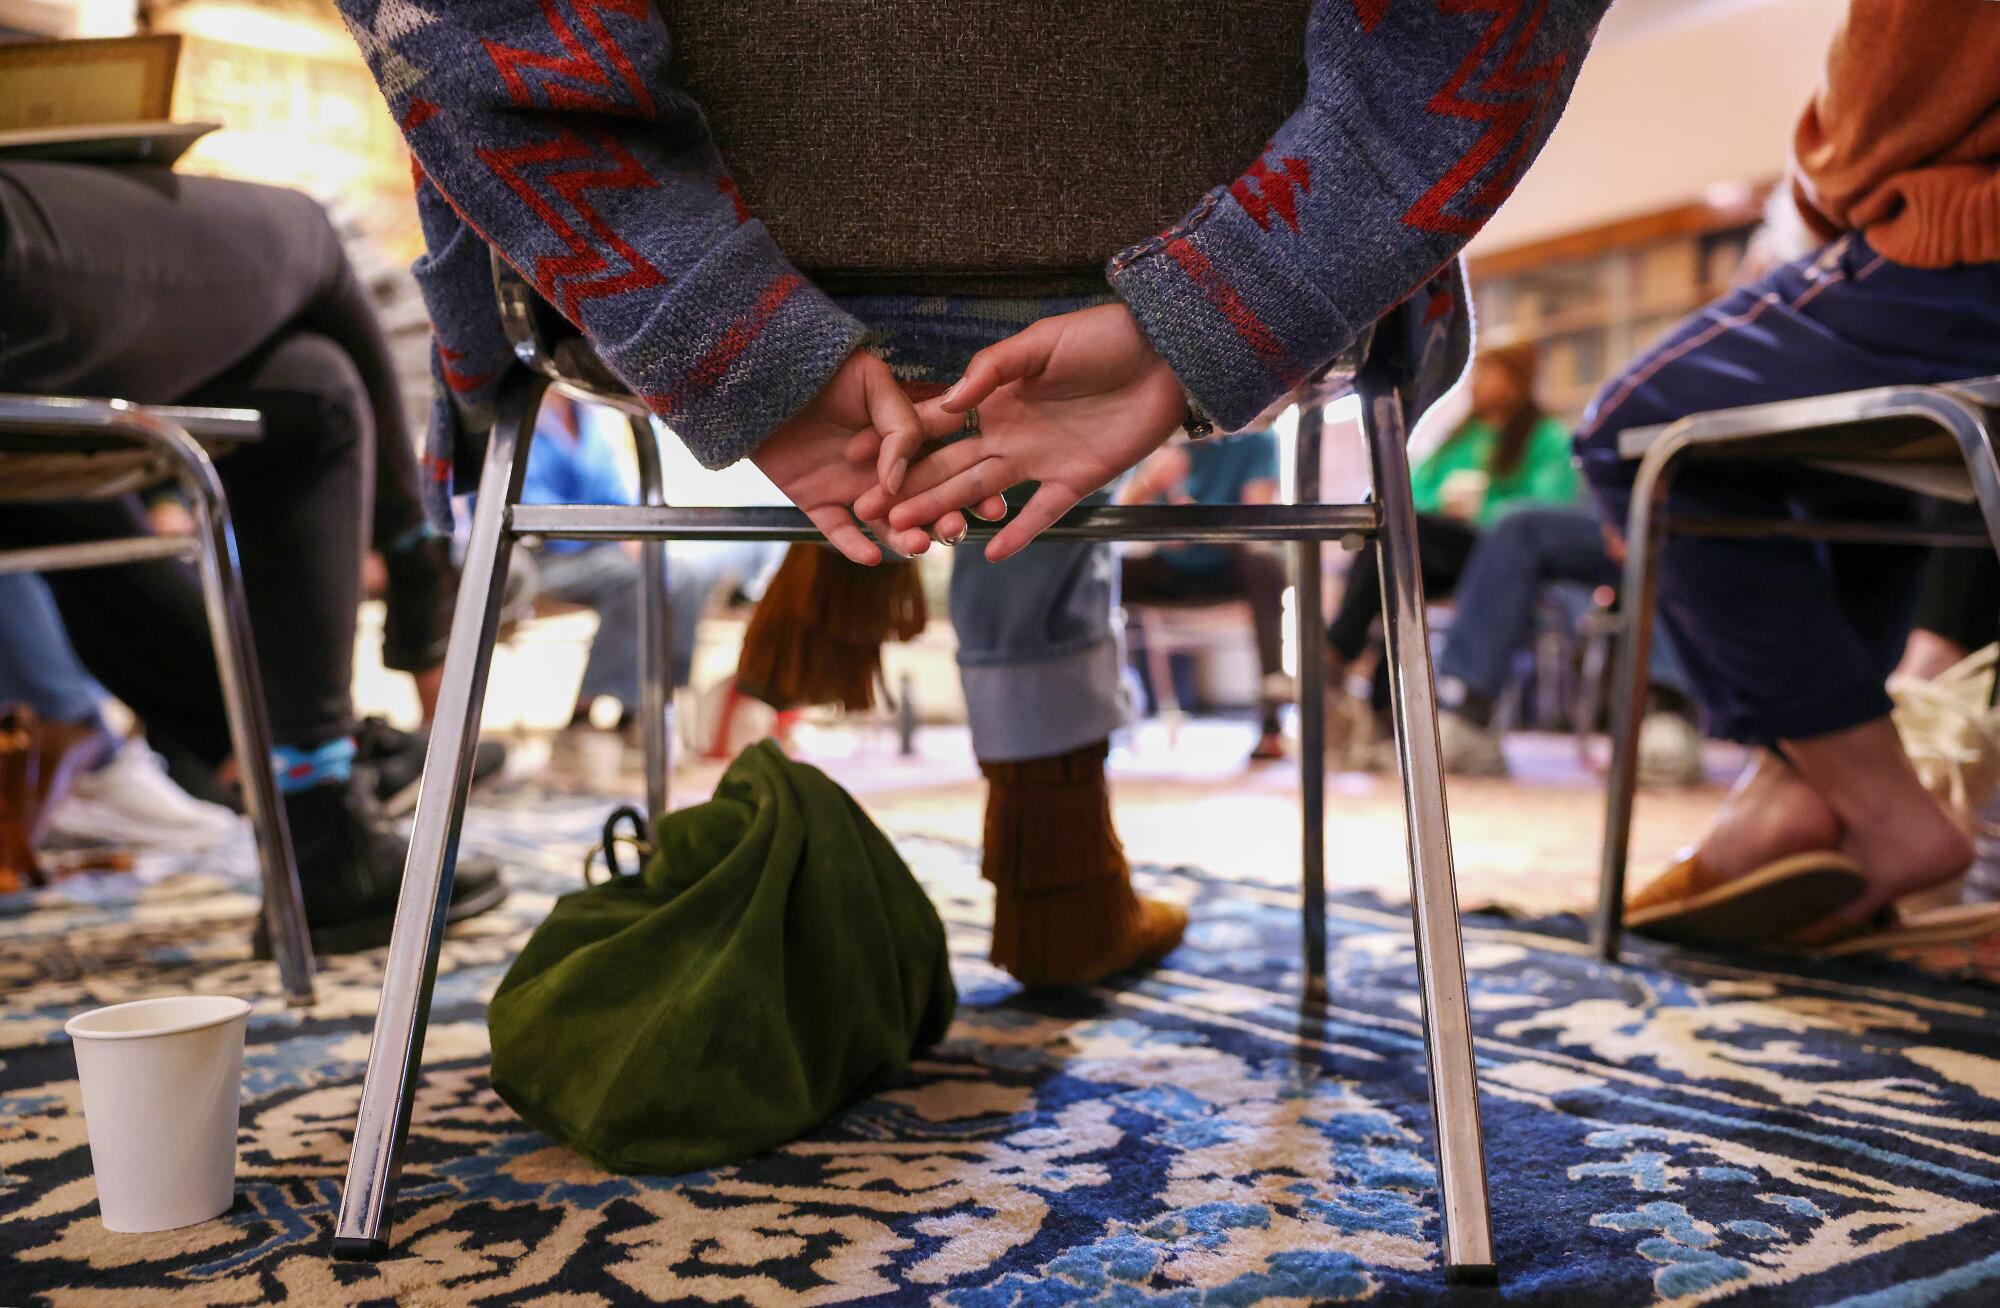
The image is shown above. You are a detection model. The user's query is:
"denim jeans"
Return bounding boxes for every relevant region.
[0,573,108,726]
[531,545,645,709]
[1577,234,2000,746]
[1436,506,1687,704]
[840,296,1130,764]
[531,541,786,706]
[666,542,783,688]
[950,532,1127,764]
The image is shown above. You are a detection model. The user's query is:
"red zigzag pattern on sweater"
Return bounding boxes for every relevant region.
[477,0,669,319]
[1402,0,1570,237]
[1230,148,1312,233]
[483,0,653,116]
[479,132,667,320]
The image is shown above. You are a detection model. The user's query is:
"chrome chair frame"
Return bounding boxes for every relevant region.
[333,269,1497,1283]
[1593,377,2000,962]
[0,395,316,1007]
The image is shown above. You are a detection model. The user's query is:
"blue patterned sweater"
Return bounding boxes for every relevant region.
[335,0,1608,517]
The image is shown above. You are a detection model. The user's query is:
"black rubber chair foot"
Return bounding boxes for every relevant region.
[331,1235,392,1261]
[1446,1262,1500,1287]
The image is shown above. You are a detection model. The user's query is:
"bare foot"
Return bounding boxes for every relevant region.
[1831,796,1973,925]
[1895,629,1970,682]
[1784,717,1976,928]
[1690,750,1842,879]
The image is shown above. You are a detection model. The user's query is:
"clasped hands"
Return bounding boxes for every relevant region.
[749,303,1189,566]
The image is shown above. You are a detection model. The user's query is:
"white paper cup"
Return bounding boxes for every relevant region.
[66,995,250,1233]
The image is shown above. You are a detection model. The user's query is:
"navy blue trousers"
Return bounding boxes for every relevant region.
[1576,235,2000,746]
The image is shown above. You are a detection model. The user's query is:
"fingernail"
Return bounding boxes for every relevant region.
[937,523,968,547]
[888,458,907,493]
[940,381,963,408]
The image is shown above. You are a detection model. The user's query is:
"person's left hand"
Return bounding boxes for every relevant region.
[855,303,1188,562]
[752,348,1000,562]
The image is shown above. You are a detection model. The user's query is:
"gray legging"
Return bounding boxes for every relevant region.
[0,162,409,756]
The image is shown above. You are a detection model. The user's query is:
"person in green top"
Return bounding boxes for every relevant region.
[1325,342,1576,735]
[1407,358,1578,526]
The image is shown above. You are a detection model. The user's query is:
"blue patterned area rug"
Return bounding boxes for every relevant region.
[5,786,2000,1306]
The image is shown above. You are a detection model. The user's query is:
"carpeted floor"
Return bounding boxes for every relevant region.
[7,761,2000,1306]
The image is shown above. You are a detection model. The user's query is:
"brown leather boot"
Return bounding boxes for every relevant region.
[0,705,46,893]
[979,740,1187,987]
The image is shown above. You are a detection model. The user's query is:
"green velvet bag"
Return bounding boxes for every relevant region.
[487,740,957,1174]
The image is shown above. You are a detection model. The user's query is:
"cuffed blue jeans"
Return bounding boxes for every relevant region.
[951,532,1127,764]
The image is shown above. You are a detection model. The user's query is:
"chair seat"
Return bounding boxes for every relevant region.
[0,395,261,503]
[1617,376,2000,504]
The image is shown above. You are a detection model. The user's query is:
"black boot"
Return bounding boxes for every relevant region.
[253,772,506,957]
[355,715,507,818]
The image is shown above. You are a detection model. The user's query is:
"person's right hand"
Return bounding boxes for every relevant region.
[857,304,1188,562]
[751,349,958,564]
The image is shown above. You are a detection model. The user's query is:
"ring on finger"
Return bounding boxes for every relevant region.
[961,406,980,437]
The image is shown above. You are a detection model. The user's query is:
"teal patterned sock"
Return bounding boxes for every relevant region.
[272,737,356,793]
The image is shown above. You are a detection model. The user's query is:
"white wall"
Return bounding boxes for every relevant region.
[1468,0,1846,255]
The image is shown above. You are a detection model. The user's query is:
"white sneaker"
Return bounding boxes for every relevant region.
[1636,711,1707,788]
[1324,694,1382,773]
[1259,672,1297,704]
[42,744,241,850]
[1437,710,1509,777]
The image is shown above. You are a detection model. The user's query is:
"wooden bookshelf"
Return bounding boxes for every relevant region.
[1467,183,1776,421]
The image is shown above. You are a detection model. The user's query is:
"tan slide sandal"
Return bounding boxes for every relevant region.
[1627,851,1869,948]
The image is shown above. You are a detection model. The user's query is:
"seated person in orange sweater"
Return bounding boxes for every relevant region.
[1587,0,2000,953]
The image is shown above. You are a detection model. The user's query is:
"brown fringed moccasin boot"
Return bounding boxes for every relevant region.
[1,705,46,894]
[980,740,1187,987]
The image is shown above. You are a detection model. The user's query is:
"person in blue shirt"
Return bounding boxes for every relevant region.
[519,394,648,730]
[1117,428,1287,762]
[520,395,779,729]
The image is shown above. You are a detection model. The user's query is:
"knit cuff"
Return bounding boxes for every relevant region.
[1107,195,1362,434]
[595,220,868,469]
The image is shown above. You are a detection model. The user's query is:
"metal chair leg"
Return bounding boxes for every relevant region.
[1574,600,1615,769]
[157,418,316,1008]
[1293,401,1330,997]
[1923,391,2000,558]
[1364,384,1496,1284]
[333,372,546,1258]
[628,413,672,818]
[1591,437,1679,963]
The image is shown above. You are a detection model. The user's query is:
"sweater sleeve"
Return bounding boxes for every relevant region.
[334,0,865,469]
[1108,0,1609,431]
